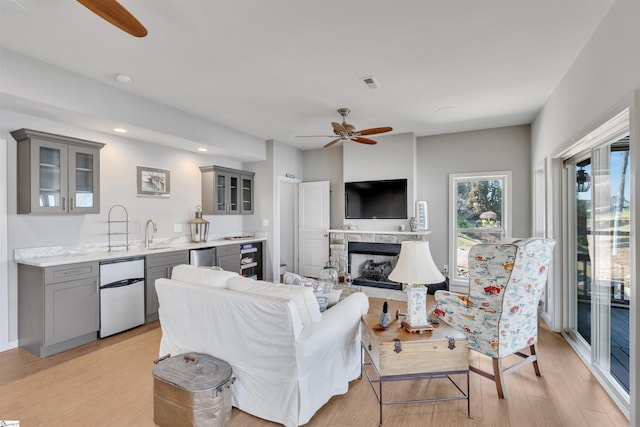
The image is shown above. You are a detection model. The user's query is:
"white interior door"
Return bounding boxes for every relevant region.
[298,181,330,278]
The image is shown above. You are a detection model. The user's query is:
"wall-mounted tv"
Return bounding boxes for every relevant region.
[345,179,407,219]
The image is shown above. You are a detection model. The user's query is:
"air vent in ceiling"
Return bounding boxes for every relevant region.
[360,75,380,89]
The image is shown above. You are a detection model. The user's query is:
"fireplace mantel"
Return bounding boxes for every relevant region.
[327,229,432,280]
[327,229,431,237]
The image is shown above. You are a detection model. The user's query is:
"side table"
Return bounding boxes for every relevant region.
[361,297,471,426]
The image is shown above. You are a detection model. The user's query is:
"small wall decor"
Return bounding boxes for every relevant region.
[137,166,171,197]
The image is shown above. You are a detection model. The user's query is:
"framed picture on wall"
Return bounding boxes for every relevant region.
[137,166,171,197]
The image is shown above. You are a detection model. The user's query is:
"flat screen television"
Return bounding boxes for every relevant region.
[345,179,407,219]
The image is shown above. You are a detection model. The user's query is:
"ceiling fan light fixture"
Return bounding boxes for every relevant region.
[297,108,392,148]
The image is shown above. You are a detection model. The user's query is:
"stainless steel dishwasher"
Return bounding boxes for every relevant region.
[99,257,145,338]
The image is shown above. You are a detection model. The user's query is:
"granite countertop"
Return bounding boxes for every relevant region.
[14,236,267,267]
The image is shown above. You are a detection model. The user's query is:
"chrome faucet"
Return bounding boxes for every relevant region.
[145,219,157,248]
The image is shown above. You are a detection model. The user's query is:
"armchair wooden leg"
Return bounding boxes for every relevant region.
[470,345,543,399]
[492,357,507,399]
[530,344,543,377]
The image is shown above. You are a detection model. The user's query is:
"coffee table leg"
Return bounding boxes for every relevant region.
[467,370,471,418]
[379,376,383,426]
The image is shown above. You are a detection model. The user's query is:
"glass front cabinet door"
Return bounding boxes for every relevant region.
[12,129,104,214]
[200,165,255,215]
[241,174,254,214]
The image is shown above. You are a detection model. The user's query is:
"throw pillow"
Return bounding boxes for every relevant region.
[311,281,332,312]
[171,264,239,288]
[282,272,335,312]
[282,271,307,286]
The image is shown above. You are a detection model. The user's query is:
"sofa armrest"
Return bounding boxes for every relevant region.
[296,292,369,355]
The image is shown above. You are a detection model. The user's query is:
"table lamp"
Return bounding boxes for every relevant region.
[388,241,444,332]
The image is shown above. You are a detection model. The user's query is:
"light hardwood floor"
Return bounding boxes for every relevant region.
[0,299,629,427]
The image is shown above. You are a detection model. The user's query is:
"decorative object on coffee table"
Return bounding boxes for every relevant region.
[388,241,444,333]
[379,301,392,328]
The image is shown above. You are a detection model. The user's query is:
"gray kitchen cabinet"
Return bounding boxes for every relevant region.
[216,244,241,274]
[200,165,255,215]
[11,128,104,214]
[18,261,100,357]
[145,250,189,322]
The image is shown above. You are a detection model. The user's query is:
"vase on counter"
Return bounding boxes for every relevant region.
[318,261,338,284]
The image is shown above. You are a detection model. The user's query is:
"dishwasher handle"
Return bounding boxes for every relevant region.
[101,277,144,290]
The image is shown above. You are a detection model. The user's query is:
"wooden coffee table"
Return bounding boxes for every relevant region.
[361,297,470,426]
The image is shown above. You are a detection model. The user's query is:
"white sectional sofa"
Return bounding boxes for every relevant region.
[155,265,369,427]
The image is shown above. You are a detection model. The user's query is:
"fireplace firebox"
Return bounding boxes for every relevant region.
[348,241,402,290]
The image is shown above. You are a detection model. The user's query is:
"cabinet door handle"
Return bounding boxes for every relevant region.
[62,197,66,211]
[95,279,99,294]
[70,197,74,211]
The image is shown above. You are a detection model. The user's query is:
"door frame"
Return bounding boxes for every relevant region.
[274,176,301,282]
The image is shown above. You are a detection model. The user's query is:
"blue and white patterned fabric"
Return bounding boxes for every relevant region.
[434,238,555,358]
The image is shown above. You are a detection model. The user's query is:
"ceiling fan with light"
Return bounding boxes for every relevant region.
[297,108,393,148]
[76,0,147,38]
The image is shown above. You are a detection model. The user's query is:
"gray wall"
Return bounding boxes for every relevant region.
[416,125,531,271]
[245,140,305,281]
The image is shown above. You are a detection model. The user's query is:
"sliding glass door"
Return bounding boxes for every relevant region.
[566,123,631,402]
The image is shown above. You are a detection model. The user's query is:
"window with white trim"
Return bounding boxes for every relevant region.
[449,171,512,286]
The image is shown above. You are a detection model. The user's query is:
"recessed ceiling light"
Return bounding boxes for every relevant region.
[197,148,208,152]
[115,73,133,84]
[112,128,128,133]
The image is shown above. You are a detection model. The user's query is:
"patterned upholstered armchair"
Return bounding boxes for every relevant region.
[433,237,555,398]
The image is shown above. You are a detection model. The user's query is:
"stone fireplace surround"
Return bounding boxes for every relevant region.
[328,229,431,290]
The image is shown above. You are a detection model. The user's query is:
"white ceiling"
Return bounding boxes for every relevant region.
[0,0,614,151]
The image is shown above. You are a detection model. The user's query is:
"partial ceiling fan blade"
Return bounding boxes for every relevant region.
[357,126,393,136]
[332,122,346,134]
[324,138,341,148]
[296,135,337,138]
[353,136,378,145]
[77,0,148,37]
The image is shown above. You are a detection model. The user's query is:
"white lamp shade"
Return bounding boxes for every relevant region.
[388,241,445,285]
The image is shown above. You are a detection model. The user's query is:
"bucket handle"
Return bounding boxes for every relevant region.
[153,354,171,364]
[153,354,200,364]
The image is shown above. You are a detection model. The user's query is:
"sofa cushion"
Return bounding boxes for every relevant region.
[227,276,322,324]
[171,264,239,288]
